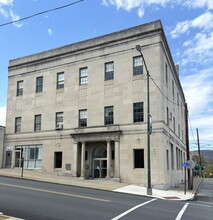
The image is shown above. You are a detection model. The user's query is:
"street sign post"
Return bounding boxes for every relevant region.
[181,160,194,194]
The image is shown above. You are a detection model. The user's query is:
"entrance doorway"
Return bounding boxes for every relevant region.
[93,159,107,178]
[93,145,107,179]
[5,151,12,167]
[15,151,21,167]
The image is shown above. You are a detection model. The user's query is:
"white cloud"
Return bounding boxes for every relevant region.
[0,0,23,28]
[9,9,23,28]
[181,68,213,117]
[184,0,213,10]
[0,105,6,126]
[183,32,213,65]
[102,0,212,17]
[171,12,213,38]
[48,28,53,36]
[181,68,213,143]
[0,0,13,6]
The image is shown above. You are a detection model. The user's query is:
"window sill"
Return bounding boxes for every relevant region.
[79,84,87,90]
[104,80,114,86]
[133,74,143,80]
[56,88,64,93]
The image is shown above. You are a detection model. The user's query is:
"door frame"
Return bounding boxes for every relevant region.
[93,158,107,179]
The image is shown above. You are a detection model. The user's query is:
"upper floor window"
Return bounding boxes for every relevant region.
[56,112,63,129]
[133,56,143,75]
[172,80,174,100]
[133,102,144,123]
[105,106,114,125]
[105,62,114,81]
[17,80,23,96]
[34,114,42,132]
[36,76,43,93]
[79,109,87,127]
[15,117,21,133]
[57,72,64,89]
[165,63,168,86]
[167,107,169,126]
[79,67,88,85]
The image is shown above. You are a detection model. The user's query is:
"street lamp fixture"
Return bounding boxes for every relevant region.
[135,45,152,195]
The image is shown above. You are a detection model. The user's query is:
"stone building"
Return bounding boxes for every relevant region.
[4,20,186,188]
[0,126,5,168]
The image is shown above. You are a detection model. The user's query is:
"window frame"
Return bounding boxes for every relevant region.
[79,109,87,127]
[133,56,143,76]
[15,117,21,133]
[56,112,63,128]
[34,114,42,132]
[57,72,64,89]
[54,151,63,169]
[105,106,114,125]
[36,76,43,93]
[17,80,23,96]
[79,67,88,85]
[134,149,144,168]
[105,62,114,81]
[133,102,144,123]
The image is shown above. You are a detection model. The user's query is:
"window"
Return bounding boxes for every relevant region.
[172,80,174,100]
[133,102,144,123]
[105,62,114,81]
[171,144,174,170]
[79,67,88,85]
[57,72,64,89]
[15,117,21,133]
[34,114,41,132]
[15,145,42,169]
[178,124,180,137]
[166,150,169,170]
[105,106,114,125]
[165,63,168,86]
[56,112,63,129]
[134,149,144,168]
[54,152,62,168]
[17,80,23,96]
[36,76,43,93]
[167,107,169,126]
[173,117,176,133]
[133,56,143,75]
[79,109,87,127]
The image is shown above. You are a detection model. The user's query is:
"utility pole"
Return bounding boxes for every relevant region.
[196,128,202,176]
[184,103,191,189]
[135,45,152,195]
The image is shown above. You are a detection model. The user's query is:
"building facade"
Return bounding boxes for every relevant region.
[0,126,5,168]
[4,20,186,189]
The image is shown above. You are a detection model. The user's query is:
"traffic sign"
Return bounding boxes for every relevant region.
[181,162,190,167]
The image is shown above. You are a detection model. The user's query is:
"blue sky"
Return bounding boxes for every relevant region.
[0,0,212,150]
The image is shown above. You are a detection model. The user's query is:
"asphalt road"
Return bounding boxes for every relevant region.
[0,176,212,220]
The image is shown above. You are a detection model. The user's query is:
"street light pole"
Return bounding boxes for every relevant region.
[135,45,152,195]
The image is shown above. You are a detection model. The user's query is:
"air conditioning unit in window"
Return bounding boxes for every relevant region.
[56,124,63,130]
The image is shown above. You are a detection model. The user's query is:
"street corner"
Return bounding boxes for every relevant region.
[0,212,24,220]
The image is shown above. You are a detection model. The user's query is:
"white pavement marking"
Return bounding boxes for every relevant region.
[175,203,189,220]
[111,198,156,220]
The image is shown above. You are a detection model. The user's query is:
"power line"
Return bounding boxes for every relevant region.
[149,74,184,107]
[0,0,84,27]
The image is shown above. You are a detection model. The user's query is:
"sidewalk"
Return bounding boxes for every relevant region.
[0,169,202,199]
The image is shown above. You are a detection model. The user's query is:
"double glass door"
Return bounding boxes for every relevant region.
[93,158,107,178]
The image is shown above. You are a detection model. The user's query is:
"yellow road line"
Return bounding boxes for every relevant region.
[0,182,110,202]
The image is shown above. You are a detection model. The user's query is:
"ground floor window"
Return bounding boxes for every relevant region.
[134,149,144,168]
[15,145,42,169]
[54,152,63,168]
